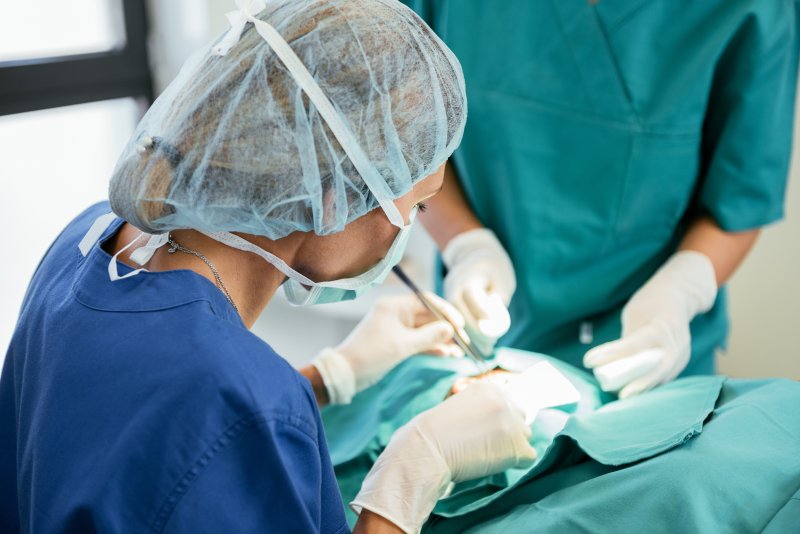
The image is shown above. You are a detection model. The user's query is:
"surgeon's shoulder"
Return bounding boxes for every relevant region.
[185,318,320,427]
[37,201,113,263]
[60,201,115,244]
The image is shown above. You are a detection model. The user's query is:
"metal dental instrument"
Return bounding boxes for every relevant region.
[392,265,489,373]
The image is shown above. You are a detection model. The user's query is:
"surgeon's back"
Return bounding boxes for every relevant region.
[0,203,348,533]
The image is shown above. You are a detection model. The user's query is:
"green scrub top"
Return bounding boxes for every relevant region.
[402,0,800,373]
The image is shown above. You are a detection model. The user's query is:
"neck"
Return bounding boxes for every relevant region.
[113,223,297,327]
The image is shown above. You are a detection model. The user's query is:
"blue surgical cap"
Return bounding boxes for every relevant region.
[109,0,467,238]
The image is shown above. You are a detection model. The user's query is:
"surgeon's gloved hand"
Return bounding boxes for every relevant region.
[312,293,464,405]
[442,228,516,355]
[584,251,718,399]
[352,380,538,533]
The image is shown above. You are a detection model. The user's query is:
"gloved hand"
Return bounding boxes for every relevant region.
[442,228,516,355]
[351,379,538,533]
[312,293,464,405]
[583,251,718,399]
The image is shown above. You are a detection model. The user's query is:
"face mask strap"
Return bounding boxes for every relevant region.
[107,232,149,281]
[200,206,416,297]
[129,233,170,266]
[282,281,322,307]
[198,230,316,286]
[78,212,171,282]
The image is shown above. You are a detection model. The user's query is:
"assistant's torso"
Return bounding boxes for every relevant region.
[404,0,799,371]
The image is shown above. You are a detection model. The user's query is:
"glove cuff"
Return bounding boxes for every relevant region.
[311,348,356,405]
[351,424,452,533]
[441,228,499,269]
[662,250,718,318]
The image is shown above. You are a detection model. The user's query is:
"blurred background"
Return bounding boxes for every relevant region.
[1,0,798,378]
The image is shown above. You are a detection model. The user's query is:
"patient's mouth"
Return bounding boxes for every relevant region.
[445,366,513,399]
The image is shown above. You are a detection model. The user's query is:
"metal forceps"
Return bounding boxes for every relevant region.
[392,265,490,373]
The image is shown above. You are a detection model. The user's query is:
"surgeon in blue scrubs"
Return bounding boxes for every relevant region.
[401,0,800,398]
[0,2,538,533]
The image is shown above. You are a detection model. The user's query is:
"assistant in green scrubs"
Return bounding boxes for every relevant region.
[403,0,800,376]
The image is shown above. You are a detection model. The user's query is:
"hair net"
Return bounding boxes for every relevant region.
[109,0,466,238]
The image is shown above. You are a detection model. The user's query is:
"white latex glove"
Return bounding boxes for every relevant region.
[312,293,465,405]
[583,251,718,399]
[442,228,516,355]
[351,379,538,533]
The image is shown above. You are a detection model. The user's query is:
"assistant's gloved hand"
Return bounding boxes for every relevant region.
[312,293,464,405]
[442,228,516,355]
[351,380,538,533]
[583,251,718,399]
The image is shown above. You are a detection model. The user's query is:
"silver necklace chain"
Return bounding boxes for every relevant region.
[167,235,239,313]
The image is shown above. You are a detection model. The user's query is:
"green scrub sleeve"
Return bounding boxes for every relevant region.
[698,3,800,232]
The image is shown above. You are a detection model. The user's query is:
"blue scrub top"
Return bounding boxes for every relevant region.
[0,203,349,533]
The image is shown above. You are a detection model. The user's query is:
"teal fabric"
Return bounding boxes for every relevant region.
[402,0,800,373]
[764,488,800,534]
[437,379,800,533]
[323,349,608,468]
[320,349,788,530]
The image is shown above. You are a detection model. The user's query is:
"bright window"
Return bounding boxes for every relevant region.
[0,98,141,354]
[0,0,125,62]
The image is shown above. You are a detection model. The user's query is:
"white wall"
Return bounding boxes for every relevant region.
[0,98,141,358]
[146,0,213,93]
[721,94,800,379]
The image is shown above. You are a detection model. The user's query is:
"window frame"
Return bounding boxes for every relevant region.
[0,0,153,116]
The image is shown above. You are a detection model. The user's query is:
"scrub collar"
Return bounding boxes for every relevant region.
[72,215,242,326]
